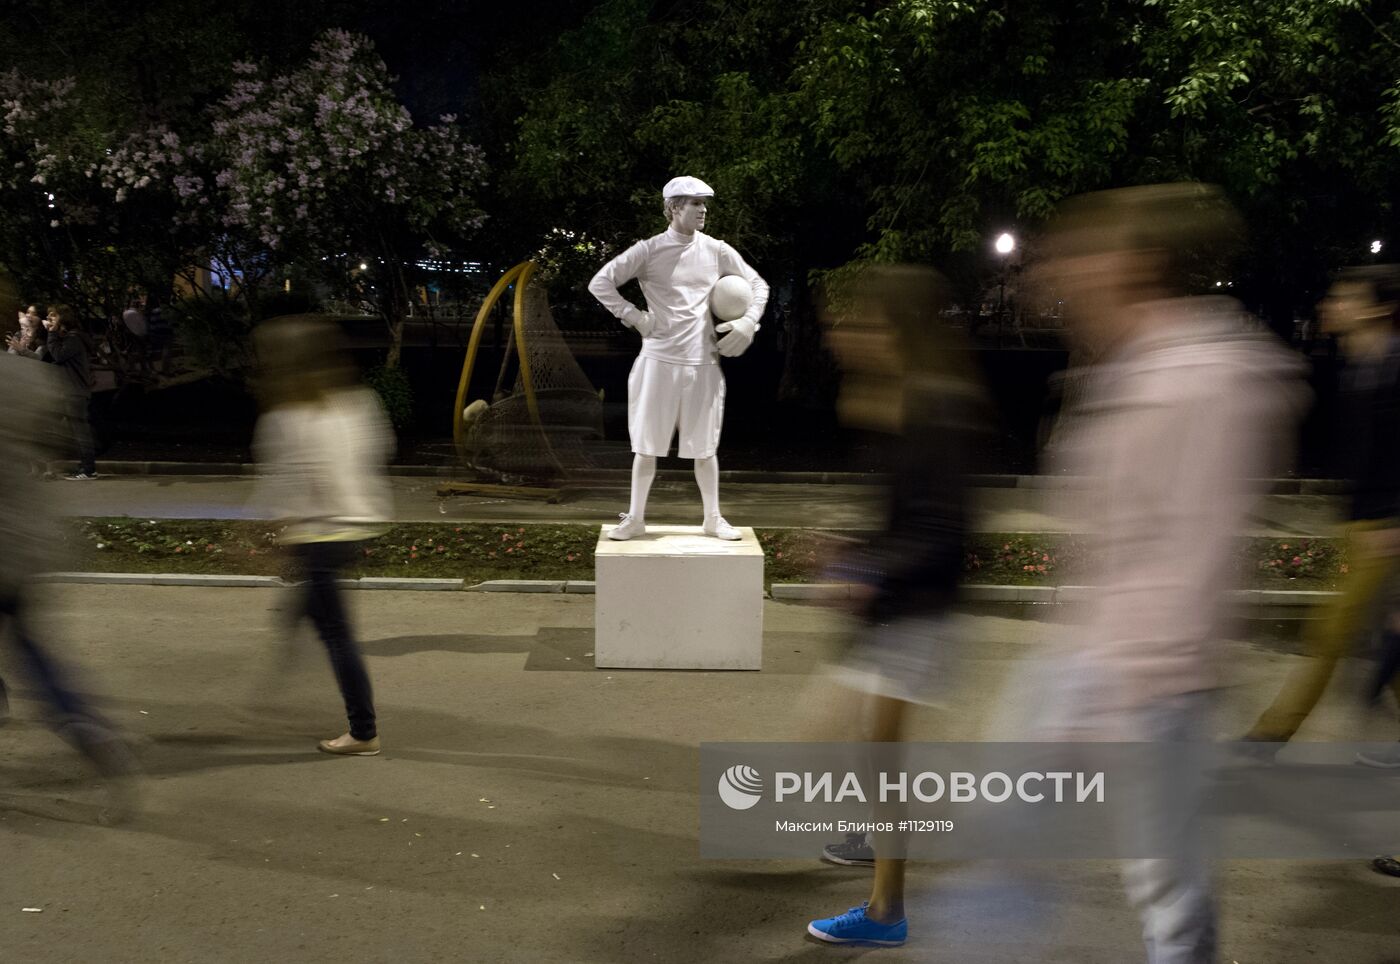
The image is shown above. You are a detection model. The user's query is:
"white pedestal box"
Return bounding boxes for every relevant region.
[594,525,764,670]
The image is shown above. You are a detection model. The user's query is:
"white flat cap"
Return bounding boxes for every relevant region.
[662,175,714,199]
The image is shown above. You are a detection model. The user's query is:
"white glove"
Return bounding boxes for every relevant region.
[716,317,757,357]
[624,307,656,338]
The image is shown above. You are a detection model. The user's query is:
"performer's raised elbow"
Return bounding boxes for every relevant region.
[587,270,613,304]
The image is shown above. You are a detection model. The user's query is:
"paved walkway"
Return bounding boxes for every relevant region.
[2,586,1396,962]
[50,473,1346,536]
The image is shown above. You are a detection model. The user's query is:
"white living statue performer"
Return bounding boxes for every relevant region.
[588,175,770,541]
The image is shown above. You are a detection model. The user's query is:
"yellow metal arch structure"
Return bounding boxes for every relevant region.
[451,260,547,464]
[510,260,542,426]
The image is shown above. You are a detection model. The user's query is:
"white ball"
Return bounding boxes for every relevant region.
[709,275,753,322]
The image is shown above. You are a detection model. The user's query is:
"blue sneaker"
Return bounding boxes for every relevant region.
[807,902,907,946]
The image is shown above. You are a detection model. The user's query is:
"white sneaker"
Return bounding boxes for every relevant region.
[608,513,646,541]
[703,515,742,540]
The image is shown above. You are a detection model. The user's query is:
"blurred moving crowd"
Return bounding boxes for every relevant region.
[808,183,1400,958]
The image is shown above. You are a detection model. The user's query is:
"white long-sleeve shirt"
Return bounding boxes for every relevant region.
[588,227,770,365]
[250,386,395,544]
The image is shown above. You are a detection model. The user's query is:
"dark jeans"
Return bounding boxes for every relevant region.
[0,588,125,771]
[0,590,88,720]
[63,393,96,475]
[1370,628,1400,704]
[291,541,377,740]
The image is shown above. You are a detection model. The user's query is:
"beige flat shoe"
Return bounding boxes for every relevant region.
[317,733,381,756]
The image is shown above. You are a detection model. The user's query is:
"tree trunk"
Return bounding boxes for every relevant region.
[382,258,412,370]
[384,310,406,370]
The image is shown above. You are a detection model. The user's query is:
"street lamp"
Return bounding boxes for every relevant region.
[993,233,1016,345]
[1372,240,1384,255]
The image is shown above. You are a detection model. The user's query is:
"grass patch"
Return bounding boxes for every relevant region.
[59,520,1348,590]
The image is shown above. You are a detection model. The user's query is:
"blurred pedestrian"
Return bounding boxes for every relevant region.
[1244,266,1400,754]
[805,264,987,947]
[250,316,394,756]
[0,351,137,819]
[1032,184,1307,963]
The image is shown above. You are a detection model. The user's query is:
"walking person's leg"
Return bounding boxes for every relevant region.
[863,696,909,925]
[0,590,93,724]
[808,694,911,947]
[1364,609,1400,708]
[0,590,138,819]
[1247,524,1399,740]
[809,615,964,947]
[1119,692,1217,964]
[1123,857,1216,964]
[300,542,379,754]
[1356,610,1400,768]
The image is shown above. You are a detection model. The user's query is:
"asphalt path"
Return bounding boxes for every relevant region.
[2,587,1396,961]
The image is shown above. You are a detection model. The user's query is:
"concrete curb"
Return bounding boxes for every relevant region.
[71,461,1349,493]
[37,572,159,585]
[30,572,1342,611]
[36,571,286,588]
[469,579,566,593]
[769,583,850,601]
[771,583,1332,611]
[356,577,467,591]
[34,572,464,590]
[92,461,258,477]
[150,574,284,588]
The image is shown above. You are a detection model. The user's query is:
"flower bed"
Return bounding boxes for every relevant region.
[61,520,1349,591]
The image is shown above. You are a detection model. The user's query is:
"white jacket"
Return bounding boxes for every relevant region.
[588,227,769,365]
[250,387,394,544]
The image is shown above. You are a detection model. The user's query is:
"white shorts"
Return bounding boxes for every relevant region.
[827,616,964,707]
[627,356,725,459]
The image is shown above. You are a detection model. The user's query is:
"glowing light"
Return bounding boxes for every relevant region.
[1372,240,1384,255]
[994,232,1016,255]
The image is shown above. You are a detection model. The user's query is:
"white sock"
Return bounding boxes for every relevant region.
[629,454,657,520]
[694,456,720,520]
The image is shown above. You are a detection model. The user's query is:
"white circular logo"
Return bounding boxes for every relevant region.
[717,764,764,810]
